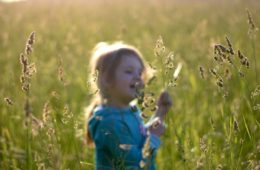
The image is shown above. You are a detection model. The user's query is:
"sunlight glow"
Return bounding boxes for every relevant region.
[0,0,26,3]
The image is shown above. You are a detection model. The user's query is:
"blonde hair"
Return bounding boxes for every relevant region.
[85,42,148,146]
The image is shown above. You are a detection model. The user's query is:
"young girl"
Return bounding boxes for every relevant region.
[85,42,172,170]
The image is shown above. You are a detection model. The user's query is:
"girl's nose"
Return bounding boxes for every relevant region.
[134,74,144,88]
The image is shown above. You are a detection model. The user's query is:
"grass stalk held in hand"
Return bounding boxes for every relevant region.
[154,36,182,91]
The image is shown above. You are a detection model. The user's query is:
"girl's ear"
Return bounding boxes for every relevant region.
[100,76,110,89]
[100,76,111,99]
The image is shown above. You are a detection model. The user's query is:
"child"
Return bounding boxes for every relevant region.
[85,42,172,170]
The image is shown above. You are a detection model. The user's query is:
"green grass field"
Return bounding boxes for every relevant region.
[0,0,259,169]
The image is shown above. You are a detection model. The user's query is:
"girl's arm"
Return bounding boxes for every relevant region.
[144,91,172,137]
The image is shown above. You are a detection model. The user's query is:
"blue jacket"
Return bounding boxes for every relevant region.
[88,105,161,170]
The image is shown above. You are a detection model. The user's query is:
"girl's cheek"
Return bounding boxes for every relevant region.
[122,73,132,79]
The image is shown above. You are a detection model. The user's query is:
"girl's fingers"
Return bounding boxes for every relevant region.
[158,91,172,106]
[155,91,173,120]
[149,121,166,137]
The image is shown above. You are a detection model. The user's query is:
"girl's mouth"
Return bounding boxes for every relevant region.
[130,82,143,91]
[130,84,136,89]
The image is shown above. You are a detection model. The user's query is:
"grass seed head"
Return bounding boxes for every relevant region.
[142,134,151,158]
[139,160,146,168]
[20,53,28,74]
[154,35,165,57]
[147,75,156,86]
[234,119,239,133]
[251,85,260,98]
[27,31,35,45]
[216,78,224,88]
[173,63,182,80]
[237,50,250,68]
[4,97,13,105]
[214,44,229,54]
[199,138,208,153]
[253,104,260,110]
[58,56,67,86]
[199,66,205,79]
[22,83,30,92]
[216,164,223,170]
[24,32,36,55]
[210,117,215,130]
[20,75,25,83]
[47,127,55,140]
[168,79,177,87]
[227,56,233,64]
[119,144,132,150]
[31,115,43,136]
[43,101,51,124]
[140,112,149,119]
[62,104,73,124]
[225,36,234,55]
[237,50,244,60]
[210,68,218,77]
[246,8,258,38]
[225,68,232,79]
[51,91,60,99]
[25,44,33,55]
[239,71,245,77]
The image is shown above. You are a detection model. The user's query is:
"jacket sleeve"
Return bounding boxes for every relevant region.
[89,117,160,168]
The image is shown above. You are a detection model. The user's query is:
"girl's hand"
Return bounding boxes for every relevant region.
[156,91,173,120]
[148,117,166,137]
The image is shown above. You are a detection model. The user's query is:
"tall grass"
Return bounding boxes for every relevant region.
[0,0,259,169]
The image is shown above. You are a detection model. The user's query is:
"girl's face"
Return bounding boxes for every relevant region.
[107,55,144,107]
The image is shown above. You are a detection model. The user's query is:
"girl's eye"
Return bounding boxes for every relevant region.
[125,70,133,74]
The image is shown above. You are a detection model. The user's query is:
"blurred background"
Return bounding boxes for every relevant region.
[0,0,259,169]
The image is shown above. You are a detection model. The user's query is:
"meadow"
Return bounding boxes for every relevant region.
[0,0,259,169]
